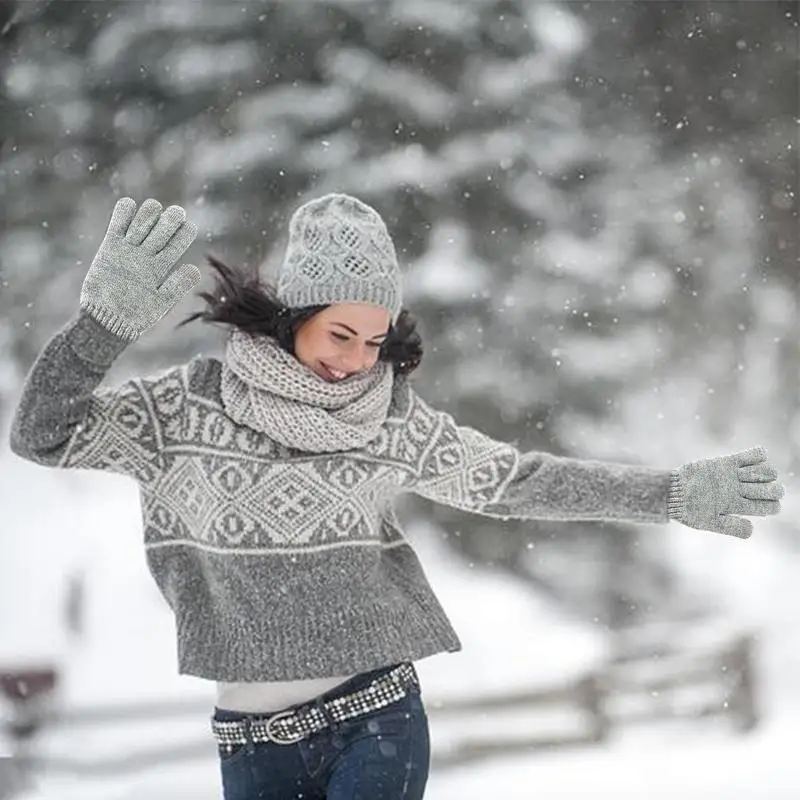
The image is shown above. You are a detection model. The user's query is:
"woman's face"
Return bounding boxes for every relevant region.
[294,303,392,382]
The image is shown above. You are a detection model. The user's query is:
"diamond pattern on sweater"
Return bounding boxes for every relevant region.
[158,457,221,541]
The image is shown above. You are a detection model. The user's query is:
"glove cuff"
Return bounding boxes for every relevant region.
[68,311,131,368]
[667,470,684,521]
[79,301,140,342]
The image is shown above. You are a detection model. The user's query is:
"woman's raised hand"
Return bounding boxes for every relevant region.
[79,197,201,341]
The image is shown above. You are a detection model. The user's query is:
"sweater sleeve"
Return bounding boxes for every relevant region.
[403,389,672,524]
[9,312,185,485]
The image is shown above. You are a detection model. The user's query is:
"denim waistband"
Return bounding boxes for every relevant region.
[213,661,410,722]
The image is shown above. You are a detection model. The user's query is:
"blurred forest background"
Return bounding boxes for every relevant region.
[1,0,797,631]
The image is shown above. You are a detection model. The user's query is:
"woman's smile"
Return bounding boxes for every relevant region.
[319,362,350,382]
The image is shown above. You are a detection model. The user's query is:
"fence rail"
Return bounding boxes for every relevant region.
[425,630,756,768]
[0,629,758,777]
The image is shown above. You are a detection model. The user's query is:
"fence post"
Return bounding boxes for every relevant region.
[0,668,59,741]
[0,755,30,800]
[726,634,758,732]
[0,665,59,794]
[577,672,610,743]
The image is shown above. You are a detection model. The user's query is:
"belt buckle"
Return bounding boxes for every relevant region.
[265,709,306,745]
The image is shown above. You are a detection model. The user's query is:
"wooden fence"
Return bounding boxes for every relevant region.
[427,630,756,768]
[0,629,758,778]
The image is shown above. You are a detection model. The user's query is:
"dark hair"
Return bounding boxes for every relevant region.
[180,255,423,375]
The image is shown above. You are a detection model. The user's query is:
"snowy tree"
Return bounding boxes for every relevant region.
[576,0,799,462]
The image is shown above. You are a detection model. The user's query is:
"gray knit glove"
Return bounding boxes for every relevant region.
[80,197,201,341]
[667,446,784,539]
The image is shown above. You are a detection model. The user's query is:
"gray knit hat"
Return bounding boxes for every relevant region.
[275,193,402,320]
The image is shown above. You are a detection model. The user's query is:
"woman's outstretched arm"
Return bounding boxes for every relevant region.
[400,387,783,539]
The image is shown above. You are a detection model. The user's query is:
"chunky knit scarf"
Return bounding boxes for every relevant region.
[220,331,394,453]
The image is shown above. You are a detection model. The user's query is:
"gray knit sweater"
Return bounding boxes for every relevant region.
[9,313,673,681]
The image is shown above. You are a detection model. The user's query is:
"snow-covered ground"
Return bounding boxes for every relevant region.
[1,451,799,799]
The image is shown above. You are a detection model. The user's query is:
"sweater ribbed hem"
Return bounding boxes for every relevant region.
[667,470,684,521]
[175,599,461,682]
[148,542,461,682]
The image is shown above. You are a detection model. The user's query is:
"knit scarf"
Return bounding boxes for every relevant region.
[220,331,394,453]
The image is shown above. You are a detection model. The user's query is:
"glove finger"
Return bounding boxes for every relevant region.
[106,197,137,238]
[740,481,785,502]
[758,499,781,516]
[733,496,781,517]
[141,205,187,255]
[158,263,202,298]
[126,198,163,246]
[157,221,199,271]
[735,446,768,466]
[721,515,753,539]
[739,463,778,482]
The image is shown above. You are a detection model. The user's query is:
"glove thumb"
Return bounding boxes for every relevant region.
[159,263,202,299]
[721,515,753,540]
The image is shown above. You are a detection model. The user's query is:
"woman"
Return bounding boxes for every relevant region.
[9,194,784,799]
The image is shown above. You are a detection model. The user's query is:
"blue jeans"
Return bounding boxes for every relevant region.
[214,663,431,799]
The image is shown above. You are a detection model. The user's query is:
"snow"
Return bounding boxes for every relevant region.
[234,85,356,130]
[322,48,457,126]
[537,229,620,282]
[0,231,51,284]
[468,55,561,106]
[558,327,663,382]
[427,715,800,799]
[528,3,588,58]
[156,43,257,91]
[405,221,490,304]
[391,1,479,38]
[322,144,442,196]
[89,6,241,72]
[189,130,292,184]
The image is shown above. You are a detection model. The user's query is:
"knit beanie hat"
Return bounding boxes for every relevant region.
[275,193,403,320]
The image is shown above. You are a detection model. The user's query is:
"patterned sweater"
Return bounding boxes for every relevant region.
[9,313,673,681]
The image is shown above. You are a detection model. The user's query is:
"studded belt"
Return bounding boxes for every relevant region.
[211,662,418,749]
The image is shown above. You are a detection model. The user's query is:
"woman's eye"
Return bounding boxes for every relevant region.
[331,332,349,342]
[366,341,381,349]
